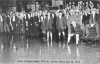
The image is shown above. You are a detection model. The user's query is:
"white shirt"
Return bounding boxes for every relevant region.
[13,15,15,21]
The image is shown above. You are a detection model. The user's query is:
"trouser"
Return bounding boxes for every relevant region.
[21,25,25,34]
[47,30,53,46]
[67,23,71,34]
[82,24,89,36]
[47,31,53,41]
[4,23,10,32]
[18,24,25,34]
[58,31,65,39]
[0,22,3,32]
[11,22,16,32]
[16,23,25,34]
[67,33,79,45]
[95,23,100,36]
[67,22,79,45]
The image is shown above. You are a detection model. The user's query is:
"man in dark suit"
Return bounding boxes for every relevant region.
[56,12,66,40]
[95,5,100,38]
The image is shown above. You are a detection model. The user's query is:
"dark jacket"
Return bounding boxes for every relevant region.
[56,16,67,31]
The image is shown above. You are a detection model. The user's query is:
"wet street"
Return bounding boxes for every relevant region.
[0,34,100,64]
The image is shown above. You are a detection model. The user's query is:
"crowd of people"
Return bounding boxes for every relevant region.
[0,1,100,46]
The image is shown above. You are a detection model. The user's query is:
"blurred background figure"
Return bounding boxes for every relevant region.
[0,14,3,32]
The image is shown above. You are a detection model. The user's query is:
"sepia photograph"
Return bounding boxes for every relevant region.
[0,0,100,64]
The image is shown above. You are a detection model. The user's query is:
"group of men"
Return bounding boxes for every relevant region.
[0,1,100,46]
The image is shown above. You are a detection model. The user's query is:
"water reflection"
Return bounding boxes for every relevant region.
[0,34,99,64]
[76,46,80,57]
[67,45,71,55]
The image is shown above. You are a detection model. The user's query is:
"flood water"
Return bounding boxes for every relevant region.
[0,33,100,64]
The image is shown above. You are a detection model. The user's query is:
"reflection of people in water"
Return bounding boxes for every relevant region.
[0,41,4,51]
[9,35,14,49]
[26,39,29,49]
[67,45,80,58]
[0,35,16,62]
[76,46,80,57]
[1,35,11,51]
[0,43,4,50]
[9,35,17,52]
[67,45,71,55]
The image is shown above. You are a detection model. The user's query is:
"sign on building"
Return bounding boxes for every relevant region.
[52,0,63,7]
